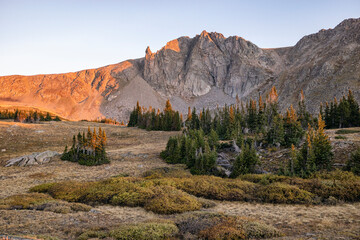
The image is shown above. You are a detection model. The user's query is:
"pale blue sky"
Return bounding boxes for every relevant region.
[0,0,359,76]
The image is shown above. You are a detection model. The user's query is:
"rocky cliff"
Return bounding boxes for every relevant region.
[1,18,359,121]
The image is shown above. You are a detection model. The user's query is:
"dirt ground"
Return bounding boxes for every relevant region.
[0,121,360,239]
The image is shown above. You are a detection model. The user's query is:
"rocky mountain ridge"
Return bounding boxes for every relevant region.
[0,18,359,121]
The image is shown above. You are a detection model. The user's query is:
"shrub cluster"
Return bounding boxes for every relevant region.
[0,193,91,213]
[30,177,204,214]
[78,222,179,240]
[61,127,109,166]
[78,213,282,240]
[176,213,283,240]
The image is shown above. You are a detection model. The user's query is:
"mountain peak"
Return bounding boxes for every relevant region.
[145,46,152,55]
[1,18,359,122]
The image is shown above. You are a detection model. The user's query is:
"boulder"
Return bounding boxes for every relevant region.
[5,151,59,167]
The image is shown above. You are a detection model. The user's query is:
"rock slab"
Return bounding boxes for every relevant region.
[5,150,60,167]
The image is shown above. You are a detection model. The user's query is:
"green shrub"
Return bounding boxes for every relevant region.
[109,222,179,240]
[111,187,155,207]
[240,217,283,238]
[173,176,256,201]
[238,174,292,184]
[0,193,54,210]
[345,148,360,176]
[69,202,92,212]
[335,129,360,134]
[142,167,191,179]
[30,177,203,214]
[0,193,91,213]
[29,182,57,193]
[310,170,360,181]
[77,230,109,240]
[302,179,360,202]
[198,217,246,240]
[256,182,313,204]
[178,213,283,240]
[335,135,347,139]
[144,186,201,214]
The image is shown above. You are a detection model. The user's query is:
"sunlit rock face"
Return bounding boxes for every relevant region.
[1,18,360,121]
[143,31,281,100]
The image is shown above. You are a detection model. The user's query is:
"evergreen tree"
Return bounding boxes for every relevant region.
[293,128,316,178]
[347,90,360,127]
[267,115,284,146]
[345,148,360,175]
[45,112,52,121]
[312,114,333,170]
[231,143,259,177]
[247,99,258,132]
[190,107,200,130]
[257,95,266,133]
[283,105,304,147]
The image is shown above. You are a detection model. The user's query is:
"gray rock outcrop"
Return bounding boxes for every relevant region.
[5,150,60,167]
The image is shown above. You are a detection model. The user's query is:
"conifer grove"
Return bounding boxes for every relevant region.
[129,88,360,177]
[61,127,109,166]
[128,100,182,131]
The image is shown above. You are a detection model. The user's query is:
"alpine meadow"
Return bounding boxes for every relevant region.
[1,2,360,239]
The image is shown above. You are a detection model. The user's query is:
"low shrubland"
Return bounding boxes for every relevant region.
[28,168,360,216]
[0,193,91,213]
[78,222,179,240]
[77,213,283,240]
[30,177,205,214]
[176,213,283,240]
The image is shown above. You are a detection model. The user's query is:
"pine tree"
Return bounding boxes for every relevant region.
[267,115,284,146]
[45,112,52,121]
[347,90,360,127]
[86,127,92,148]
[231,143,259,177]
[257,95,266,133]
[190,107,200,130]
[208,129,219,150]
[312,114,333,170]
[247,99,258,132]
[345,148,360,175]
[294,127,315,178]
[283,105,304,147]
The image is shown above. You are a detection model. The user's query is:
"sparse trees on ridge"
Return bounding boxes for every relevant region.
[0,109,61,123]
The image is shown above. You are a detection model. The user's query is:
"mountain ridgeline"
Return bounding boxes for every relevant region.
[0,18,359,121]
